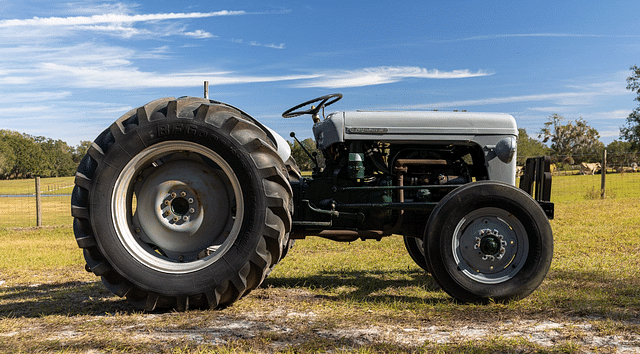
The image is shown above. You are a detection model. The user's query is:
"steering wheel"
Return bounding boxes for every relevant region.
[282,93,342,120]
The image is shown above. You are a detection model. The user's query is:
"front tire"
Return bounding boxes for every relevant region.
[71,97,292,311]
[424,181,553,303]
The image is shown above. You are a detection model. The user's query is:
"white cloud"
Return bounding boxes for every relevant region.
[250,41,285,49]
[33,62,319,89]
[0,9,252,41]
[0,10,247,28]
[2,91,73,102]
[407,92,581,109]
[430,33,610,43]
[296,66,493,88]
[416,87,632,110]
[183,30,215,39]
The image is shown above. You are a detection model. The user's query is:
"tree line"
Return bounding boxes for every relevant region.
[0,130,90,179]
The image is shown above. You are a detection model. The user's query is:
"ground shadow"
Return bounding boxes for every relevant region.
[263,268,450,305]
[0,280,135,318]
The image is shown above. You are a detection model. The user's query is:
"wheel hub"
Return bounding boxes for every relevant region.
[162,189,198,225]
[475,229,507,261]
[452,208,529,284]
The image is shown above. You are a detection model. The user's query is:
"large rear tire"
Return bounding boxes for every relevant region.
[424,181,553,303]
[71,97,292,311]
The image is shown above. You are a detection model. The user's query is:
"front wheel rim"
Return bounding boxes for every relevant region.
[451,207,528,284]
[111,141,244,274]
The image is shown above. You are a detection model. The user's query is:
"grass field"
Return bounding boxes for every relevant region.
[0,175,638,352]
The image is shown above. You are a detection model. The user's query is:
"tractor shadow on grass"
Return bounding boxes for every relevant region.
[263,268,450,305]
[0,280,135,317]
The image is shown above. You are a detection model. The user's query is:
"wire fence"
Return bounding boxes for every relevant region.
[533,151,640,203]
[0,151,638,228]
[0,177,73,228]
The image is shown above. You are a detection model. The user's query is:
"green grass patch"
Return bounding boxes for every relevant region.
[0,196,72,228]
[551,172,640,202]
[0,176,74,195]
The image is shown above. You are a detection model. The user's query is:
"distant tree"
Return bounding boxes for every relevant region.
[538,114,603,163]
[288,138,319,171]
[40,138,76,177]
[0,130,45,178]
[606,140,638,167]
[620,65,640,149]
[73,141,92,163]
[0,139,15,179]
[0,130,78,178]
[517,128,549,164]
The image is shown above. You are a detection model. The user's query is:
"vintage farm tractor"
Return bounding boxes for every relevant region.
[71,94,553,311]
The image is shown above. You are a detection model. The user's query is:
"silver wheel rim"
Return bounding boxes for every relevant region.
[452,207,528,284]
[111,141,244,274]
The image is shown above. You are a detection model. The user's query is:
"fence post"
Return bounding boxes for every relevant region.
[35,177,42,227]
[601,149,607,199]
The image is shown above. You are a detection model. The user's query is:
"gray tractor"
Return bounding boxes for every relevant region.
[71,94,553,311]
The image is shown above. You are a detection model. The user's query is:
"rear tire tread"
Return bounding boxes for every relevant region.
[71,97,291,311]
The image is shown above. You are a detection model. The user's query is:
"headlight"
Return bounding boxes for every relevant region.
[495,136,516,163]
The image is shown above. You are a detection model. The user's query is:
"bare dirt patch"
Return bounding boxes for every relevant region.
[4,287,637,353]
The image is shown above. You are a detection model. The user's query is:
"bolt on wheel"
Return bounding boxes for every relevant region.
[424,181,553,303]
[452,207,528,284]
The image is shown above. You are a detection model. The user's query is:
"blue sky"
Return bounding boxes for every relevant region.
[0,0,638,147]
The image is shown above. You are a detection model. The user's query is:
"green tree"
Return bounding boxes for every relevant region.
[73,141,92,163]
[0,130,79,178]
[606,140,638,167]
[40,138,76,177]
[0,130,45,178]
[539,114,603,163]
[288,138,320,171]
[0,139,15,179]
[517,128,549,164]
[620,65,640,149]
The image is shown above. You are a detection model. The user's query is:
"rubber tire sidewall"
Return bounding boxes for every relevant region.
[403,236,429,272]
[424,181,553,303]
[90,118,270,297]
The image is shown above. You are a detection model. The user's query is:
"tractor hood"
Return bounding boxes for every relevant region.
[313,110,517,150]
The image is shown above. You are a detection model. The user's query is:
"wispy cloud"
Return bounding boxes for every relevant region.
[0,10,247,28]
[0,8,260,41]
[414,92,598,109]
[34,62,319,89]
[232,39,285,49]
[295,66,493,88]
[402,82,633,110]
[429,33,612,43]
[251,42,285,49]
[184,30,216,39]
